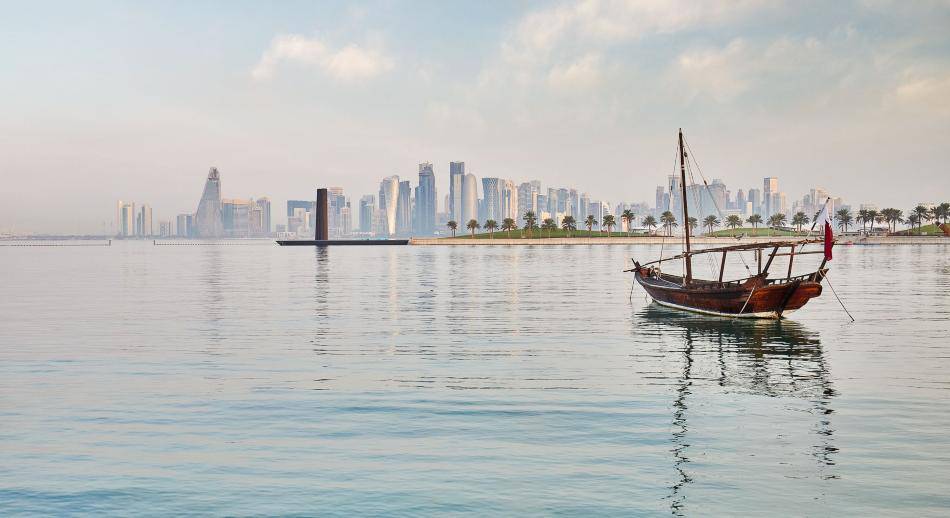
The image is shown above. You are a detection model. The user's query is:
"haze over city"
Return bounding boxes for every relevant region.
[2,0,948,233]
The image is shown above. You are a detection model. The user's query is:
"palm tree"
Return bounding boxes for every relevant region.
[913,205,931,231]
[523,211,537,238]
[746,214,763,231]
[907,212,920,232]
[857,209,870,232]
[768,213,787,228]
[702,215,720,235]
[501,217,517,238]
[936,202,950,224]
[561,215,577,237]
[447,220,457,237]
[792,211,809,232]
[541,218,557,238]
[484,219,498,239]
[865,209,879,232]
[602,214,616,236]
[660,211,678,236]
[466,219,480,238]
[687,217,698,234]
[873,211,886,232]
[881,208,903,233]
[835,208,853,232]
[726,214,742,233]
[642,215,658,235]
[621,209,636,235]
[584,215,598,237]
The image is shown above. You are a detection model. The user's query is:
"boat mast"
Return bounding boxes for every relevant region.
[679,128,692,283]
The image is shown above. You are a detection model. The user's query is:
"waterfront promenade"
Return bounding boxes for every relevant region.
[411,235,947,245]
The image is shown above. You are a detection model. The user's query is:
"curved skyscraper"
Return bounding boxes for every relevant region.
[195,167,223,237]
[379,175,399,237]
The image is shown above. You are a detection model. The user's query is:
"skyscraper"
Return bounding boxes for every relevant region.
[359,195,376,233]
[415,162,436,235]
[176,213,193,237]
[396,180,412,235]
[379,175,400,236]
[449,161,464,223]
[256,197,271,235]
[195,167,223,237]
[748,188,762,216]
[137,204,153,236]
[763,177,778,216]
[116,201,135,236]
[517,182,538,225]
[461,173,477,224]
[501,180,517,220]
[481,177,502,221]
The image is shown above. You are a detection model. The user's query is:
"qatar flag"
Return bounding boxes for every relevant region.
[817,200,834,260]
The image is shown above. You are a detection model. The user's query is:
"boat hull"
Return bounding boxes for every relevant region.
[634,269,823,319]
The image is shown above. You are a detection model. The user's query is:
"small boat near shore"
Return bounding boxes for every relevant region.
[627,130,834,319]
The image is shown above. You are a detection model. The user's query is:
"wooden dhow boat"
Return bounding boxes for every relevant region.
[627,130,834,319]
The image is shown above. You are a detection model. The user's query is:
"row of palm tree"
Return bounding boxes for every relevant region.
[445,202,949,238]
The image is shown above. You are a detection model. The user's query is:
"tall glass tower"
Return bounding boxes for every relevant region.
[195,167,223,237]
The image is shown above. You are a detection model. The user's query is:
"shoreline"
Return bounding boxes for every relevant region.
[410,236,949,246]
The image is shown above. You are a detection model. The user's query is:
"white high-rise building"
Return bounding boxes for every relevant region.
[449,162,464,223]
[481,177,502,222]
[379,176,400,237]
[461,173,478,224]
[501,180,517,220]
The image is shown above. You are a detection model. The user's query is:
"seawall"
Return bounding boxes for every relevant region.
[410,236,949,246]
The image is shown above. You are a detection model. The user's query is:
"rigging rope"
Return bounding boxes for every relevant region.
[682,133,754,279]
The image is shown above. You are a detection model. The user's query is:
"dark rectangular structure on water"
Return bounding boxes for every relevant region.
[314,188,329,241]
[276,187,408,246]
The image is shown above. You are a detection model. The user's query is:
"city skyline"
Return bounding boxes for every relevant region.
[2,2,949,233]
[106,160,946,240]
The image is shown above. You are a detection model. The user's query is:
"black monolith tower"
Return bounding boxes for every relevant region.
[315,188,329,241]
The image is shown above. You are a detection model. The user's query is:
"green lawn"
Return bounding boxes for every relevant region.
[706,227,802,237]
[893,223,948,236]
[442,229,651,239]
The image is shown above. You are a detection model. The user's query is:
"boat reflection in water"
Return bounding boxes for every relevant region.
[636,306,837,515]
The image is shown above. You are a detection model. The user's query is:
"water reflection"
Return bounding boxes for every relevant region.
[636,306,837,515]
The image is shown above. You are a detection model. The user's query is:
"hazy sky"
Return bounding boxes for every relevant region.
[2,0,949,233]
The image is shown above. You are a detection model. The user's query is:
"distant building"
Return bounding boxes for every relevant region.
[136,204,152,236]
[763,177,779,216]
[256,197,271,235]
[517,182,539,225]
[482,177,502,221]
[359,195,376,234]
[415,162,437,235]
[194,167,224,237]
[379,175,400,237]
[116,201,135,236]
[396,180,412,235]
[748,188,762,216]
[449,161,464,223]
[176,213,193,237]
[501,180,517,221]
[461,173,477,224]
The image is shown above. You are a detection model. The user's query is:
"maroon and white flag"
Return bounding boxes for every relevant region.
[816,200,834,261]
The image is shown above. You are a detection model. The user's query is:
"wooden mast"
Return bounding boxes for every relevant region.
[679,128,692,283]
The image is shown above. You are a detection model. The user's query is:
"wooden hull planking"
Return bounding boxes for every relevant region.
[634,269,823,319]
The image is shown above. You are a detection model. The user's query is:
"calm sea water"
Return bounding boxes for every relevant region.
[1,241,949,516]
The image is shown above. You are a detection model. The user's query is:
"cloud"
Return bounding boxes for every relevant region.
[502,0,776,65]
[547,53,604,91]
[670,36,831,103]
[252,34,393,81]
